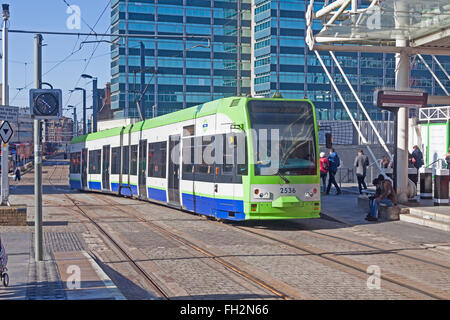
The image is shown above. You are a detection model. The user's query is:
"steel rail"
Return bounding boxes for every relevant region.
[97,196,292,300]
[46,163,170,300]
[229,223,450,300]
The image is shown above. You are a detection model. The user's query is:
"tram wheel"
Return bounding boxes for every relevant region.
[2,273,9,287]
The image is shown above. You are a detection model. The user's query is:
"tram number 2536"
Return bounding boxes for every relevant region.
[280,187,296,194]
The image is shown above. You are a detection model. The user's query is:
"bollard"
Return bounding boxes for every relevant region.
[434,169,449,206]
[408,168,418,187]
[419,167,433,199]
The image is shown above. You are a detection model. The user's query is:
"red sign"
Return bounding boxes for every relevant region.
[374,90,428,111]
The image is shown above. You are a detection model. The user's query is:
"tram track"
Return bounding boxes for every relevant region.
[49,162,293,300]
[46,163,171,299]
[229,223,450,300]
[83,194,294,300]
[95,186,450,300]
[87,193,450,300]
[51,162,450,300]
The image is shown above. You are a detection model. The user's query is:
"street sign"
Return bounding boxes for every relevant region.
[0,105,19,122]
[374,89,428,112]
[0,121,13,144]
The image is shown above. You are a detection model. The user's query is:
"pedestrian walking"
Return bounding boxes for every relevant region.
[14,167,21,182]
[354,149,369,194]
[411,145,424,170]
[445,147,450,169]
[319,152,330,195]
[326,148,341,195]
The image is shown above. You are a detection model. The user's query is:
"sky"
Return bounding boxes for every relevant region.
[2,0,112,119]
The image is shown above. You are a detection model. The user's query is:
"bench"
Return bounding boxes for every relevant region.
[361,189,375,196]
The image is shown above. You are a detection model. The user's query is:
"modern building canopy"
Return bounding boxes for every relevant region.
[307,0,450,54]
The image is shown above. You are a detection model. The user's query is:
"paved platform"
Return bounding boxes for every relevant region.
[54,251,125,300]
[0,233,125,300]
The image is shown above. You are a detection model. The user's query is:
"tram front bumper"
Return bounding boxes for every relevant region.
[246,198,321,220]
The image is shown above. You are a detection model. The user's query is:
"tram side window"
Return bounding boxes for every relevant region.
[183,125,195,137]
[70,152,81,174]
[130,145,138,176]
[88,150,101,174]
[122,146,129,174]
[237,133,248,176]
[111,147,121,175]
[148,142,167,178]
[223,135,234,174]
[197,136,214,175]
[182,137,195,175]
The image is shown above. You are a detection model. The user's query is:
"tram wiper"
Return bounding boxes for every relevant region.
[276,168,290,184]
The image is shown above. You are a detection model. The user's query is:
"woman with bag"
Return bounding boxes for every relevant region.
[319,152,330,195]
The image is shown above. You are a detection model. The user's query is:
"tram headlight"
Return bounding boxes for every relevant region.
[305,188,318,199]
[253,188,272,199]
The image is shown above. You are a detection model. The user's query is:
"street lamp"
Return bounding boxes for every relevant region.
[73,87,86,135]
[67,105,77,137]
[81,74,98,133]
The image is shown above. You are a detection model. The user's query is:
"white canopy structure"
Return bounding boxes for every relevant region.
[306,0,450,202]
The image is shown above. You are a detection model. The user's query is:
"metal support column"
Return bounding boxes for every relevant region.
[395,1,410,203]
[92,78,98,132]
[34,33,43,262]
[1,5,10,206]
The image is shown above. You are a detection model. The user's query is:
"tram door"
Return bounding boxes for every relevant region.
[168,135,180,205]
[81,148,88,189]
[102,145,110,191]
[138,139,147,199]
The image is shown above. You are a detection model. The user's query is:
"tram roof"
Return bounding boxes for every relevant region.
[311,0,450,52]
[70,97,245,144]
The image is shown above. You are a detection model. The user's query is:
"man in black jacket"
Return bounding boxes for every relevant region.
[411,145,424,170]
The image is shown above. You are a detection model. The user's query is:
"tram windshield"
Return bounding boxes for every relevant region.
[248,100,317,176]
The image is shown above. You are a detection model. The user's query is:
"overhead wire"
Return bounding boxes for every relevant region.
[11,0,111,109]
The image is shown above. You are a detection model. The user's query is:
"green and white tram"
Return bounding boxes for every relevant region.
[69,97,321,220]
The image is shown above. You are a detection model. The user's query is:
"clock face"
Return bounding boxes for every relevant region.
[34,92,59,116]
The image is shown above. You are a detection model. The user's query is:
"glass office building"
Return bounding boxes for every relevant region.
[253,0,450,121]
[110,0,251,119]
[111,0,450,121]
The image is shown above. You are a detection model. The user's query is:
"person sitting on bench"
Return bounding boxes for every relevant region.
[366,175,398,222]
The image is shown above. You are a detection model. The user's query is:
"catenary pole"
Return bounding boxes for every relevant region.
[395,1,410,203]
[1,4,10,206]
[92,78,98,132]
[34,33,43,262]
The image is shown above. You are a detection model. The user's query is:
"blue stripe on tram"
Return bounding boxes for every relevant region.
[88,181,102,190]
[182,193,245,220]
[147,187,167,202]
[70,179,81,189]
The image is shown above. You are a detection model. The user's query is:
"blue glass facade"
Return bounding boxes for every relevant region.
[111,0,251,119]
[111,0,450,121]
[253,0,450,121]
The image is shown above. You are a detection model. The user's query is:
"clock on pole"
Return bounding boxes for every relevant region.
[29,89,63,119]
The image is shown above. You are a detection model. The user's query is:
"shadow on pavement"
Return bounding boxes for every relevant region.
[9,185,73,195]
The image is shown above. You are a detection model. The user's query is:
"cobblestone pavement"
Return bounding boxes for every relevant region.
[2,161,449,300]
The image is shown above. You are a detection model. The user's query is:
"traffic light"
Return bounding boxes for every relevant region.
[325,133,333,149]
[29,89,63,120]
